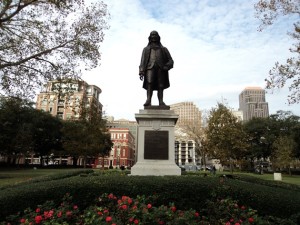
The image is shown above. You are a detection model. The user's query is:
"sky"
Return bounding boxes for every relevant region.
[82,0,299,121]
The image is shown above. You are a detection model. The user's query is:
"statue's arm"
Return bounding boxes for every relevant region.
[139,48,146,80]
[163,48,174,70]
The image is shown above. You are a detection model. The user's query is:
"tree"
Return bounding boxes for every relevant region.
[61,97,112,167]
[0,97,62,165]
[206,103,249,173]
[0,0,109,98]
[272,135,297,175]
[176,117,209,170]
[243,117,275,160]
[255,0,300,104]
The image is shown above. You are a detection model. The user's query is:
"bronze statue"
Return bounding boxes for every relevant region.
[139,31,174,106]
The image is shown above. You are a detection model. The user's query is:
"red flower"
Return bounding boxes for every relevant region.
[147,204,152,209]
[241,205,246,210]
[117,199,122,205]
[230,218,234,222]
[134,219,139,224]
[73,205,78,210]
[248,217,254,223]
[57,211,62,218]
[132,205,138,210]
[170,206,176,212]
[127,198,133,204]
[20,218,26,223]
[66,211,72,217]
[106,216,112,222]
[97,211,103,216]
[195,212,199,217]
[35,208,41,213]
[121,204,128,210]
[35,215,43,224]
[234,223,240,225]
[104,209,109,214]
[108,193,114,199]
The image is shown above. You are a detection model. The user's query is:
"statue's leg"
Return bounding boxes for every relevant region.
[144,86,153,106]
[144,70,153,106]
[158,88,166,106]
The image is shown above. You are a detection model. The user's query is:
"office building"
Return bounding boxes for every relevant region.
[239,87,269,122]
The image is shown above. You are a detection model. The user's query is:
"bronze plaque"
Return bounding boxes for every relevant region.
[144,130,169,160]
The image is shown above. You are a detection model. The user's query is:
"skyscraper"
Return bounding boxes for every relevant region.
[239,87,269,121]
[170,101,202,127]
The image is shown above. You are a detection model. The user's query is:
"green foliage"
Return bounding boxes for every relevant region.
[0,172,300,222]
[0,97,62,162]
[206,103,249,168]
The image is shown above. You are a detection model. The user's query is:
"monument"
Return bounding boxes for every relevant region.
[131,31,181,176]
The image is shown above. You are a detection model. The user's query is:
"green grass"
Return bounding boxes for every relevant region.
[1,168,299,188]
[0,168,87,187]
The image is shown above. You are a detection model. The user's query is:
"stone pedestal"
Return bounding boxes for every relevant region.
[131,109,181,176]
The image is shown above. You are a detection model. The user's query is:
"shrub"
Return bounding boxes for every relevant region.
[3,193,297,225]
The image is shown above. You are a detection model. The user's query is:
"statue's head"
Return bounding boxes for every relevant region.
[148,30,160,43]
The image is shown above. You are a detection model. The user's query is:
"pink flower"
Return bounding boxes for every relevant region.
[20,218,26,223]
[106,216,112,222]
[108,193,114,199]
[248,217,254,223]
[132,205,138,210]
[35,208,41,213]
[57,211,62,218]
[129,217,134,222]
[35,215,43,224]
[66,211,72,217]
[194,212,199,217]
[134,219,139,224]
[230,218,234,222]
[104,209,109,214]
[147,204,152,209]
[241,205,246,210]
[73,205,78,210]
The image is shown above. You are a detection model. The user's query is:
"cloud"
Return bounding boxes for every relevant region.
[83,0,299,120]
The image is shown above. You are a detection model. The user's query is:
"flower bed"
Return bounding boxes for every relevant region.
[2,192,297,225]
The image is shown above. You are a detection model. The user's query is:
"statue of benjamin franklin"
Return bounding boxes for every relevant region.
[139,31,174,107]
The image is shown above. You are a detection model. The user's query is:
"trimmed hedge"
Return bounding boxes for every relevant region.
[0,172,299,221]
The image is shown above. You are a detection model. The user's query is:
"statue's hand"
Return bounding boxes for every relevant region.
[139,74,144,81]
[163,66,169,71]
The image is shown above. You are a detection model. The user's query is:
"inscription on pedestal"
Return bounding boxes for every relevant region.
[144,130,168,160]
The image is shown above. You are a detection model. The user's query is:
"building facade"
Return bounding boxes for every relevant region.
[239,87,269,122]
[171,102,202,169]
[170,102,202,127]
[94,128,135,169]
[36,79,102,119]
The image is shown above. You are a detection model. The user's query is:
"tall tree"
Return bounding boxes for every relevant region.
[61,97,112,167]
[206,103,249,173]
[272,135,297,175]
[0,0,109,98]
[0,97,62,165]
[255,0,300,103]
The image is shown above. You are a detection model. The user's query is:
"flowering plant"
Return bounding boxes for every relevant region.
[1,193,294,225]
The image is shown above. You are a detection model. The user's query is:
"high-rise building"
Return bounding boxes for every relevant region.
[170,102,202,169]
[170,101,202,127]
[239,87,269,122]
[36,79,102,120]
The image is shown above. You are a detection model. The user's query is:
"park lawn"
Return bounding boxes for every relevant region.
[0,168,83,188]
[1,168,300,188]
